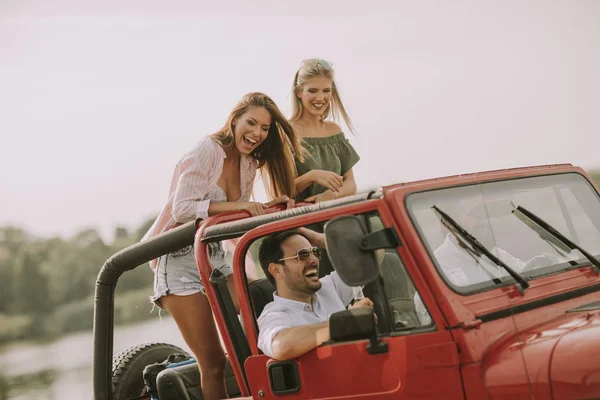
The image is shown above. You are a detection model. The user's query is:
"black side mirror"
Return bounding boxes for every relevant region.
[329,307,375,342]
[329,307,388,355]
[323,216,380,286]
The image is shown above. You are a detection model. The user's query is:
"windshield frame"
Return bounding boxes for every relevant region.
[405,172,600,296]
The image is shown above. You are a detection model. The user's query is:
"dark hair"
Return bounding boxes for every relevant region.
[211,92,305,199]
[258,230,305,286]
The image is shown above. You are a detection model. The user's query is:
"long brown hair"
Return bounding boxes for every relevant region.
[211,92,304,199]
[290,59,356,134]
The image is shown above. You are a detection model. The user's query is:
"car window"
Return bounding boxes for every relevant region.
[244,214,433,332]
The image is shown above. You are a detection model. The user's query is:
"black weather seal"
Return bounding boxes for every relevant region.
[476,282,600,323]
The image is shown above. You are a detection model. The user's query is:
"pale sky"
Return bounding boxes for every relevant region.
[1,0,599,240]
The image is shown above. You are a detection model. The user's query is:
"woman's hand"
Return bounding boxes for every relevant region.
[305,190,336,203]
[264,195,295,210]
[237,202,268,216]
[237,196,295,217]
[310,170,343,193]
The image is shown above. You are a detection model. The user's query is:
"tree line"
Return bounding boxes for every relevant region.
[0,218,156,344]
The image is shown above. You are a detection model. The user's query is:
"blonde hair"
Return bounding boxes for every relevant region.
[211,92,304,199]
[290,60,356,134]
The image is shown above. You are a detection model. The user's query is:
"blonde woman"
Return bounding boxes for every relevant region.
[291,58,360,203]
[143,92,302,400]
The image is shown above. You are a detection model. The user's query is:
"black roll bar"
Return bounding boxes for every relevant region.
[201,191,380,243]
[93,221,196,400]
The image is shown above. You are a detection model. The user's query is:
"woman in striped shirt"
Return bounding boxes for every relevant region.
[143,92,302,400]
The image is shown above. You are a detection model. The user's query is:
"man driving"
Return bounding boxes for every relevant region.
[256,228,372,360]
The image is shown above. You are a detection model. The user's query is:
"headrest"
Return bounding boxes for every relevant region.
[248,279,275,319]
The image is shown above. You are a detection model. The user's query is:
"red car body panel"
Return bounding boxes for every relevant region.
[245,331,463,400]
[193,164,600,399]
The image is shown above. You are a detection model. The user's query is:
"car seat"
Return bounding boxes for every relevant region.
[248,278,276,318]
[379,251,420,328]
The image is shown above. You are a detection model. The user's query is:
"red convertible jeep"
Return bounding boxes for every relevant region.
[94,163,600,400]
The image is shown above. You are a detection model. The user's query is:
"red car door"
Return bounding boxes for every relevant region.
[239,202,465,399]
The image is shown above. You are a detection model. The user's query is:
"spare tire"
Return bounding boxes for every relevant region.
[112,342,189,400]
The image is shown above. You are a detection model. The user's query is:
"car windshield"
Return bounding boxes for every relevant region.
[406,172,600,294]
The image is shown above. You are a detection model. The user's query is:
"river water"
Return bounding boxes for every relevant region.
[0,316,191,400]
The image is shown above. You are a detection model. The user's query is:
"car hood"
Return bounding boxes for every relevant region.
[481,301,600,399]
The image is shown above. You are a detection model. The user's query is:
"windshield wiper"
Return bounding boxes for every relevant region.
[512,205,600,273]
[432,205,530,292]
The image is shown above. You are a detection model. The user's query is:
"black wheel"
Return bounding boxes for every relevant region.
[112,342,189,400]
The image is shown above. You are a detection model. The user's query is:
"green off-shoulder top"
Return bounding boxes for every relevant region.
[295,132,360,202]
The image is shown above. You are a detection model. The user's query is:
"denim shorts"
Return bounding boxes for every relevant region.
[151,243,233,309]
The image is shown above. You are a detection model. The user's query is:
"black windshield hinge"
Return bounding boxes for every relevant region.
[358,227,401,251]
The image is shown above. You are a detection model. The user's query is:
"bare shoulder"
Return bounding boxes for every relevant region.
[290,120,343,138]
[323,121,343,135]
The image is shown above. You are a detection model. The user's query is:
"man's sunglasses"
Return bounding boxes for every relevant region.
[278,246,322,263]
[301,58,334,70]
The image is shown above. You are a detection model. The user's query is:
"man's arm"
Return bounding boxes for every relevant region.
[258,310,329,360]
[271,322,330,360]
[297,227,326,248]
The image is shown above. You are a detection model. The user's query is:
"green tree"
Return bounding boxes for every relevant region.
[134,216,157,242]
[0,226,29,250]
[112,217,156,293]
[0,248,13,313]
[114,226,129,241]
[11,248,51,315]
[66,229,109,303]
[0,227,30,313]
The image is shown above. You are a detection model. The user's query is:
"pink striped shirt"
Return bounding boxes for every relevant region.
[143,136,258,246]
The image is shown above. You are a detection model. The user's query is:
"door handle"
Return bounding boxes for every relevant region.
[268,360,301,395]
